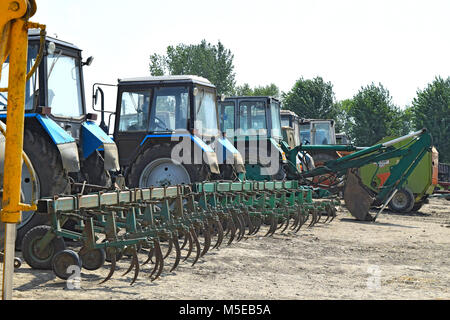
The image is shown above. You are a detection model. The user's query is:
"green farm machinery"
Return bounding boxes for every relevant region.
[24,180,337,283]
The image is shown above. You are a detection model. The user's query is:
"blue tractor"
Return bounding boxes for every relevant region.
[0,30,120,246]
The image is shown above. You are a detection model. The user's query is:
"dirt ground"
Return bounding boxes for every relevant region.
[1,197,449,300]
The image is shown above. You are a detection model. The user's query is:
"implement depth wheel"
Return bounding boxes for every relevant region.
[52,250,82,280]
[21,225,66,270]
[80,248,106,271]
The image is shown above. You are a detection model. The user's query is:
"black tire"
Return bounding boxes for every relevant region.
[388,188,415,213]
[16,129,70,248]
[21,225,66,270]
[127,143,208,187]
[81,150,112,188]
[80,248,106,271]
[52,249,82,280]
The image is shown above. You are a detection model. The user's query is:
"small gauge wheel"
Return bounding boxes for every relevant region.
[52,249,82,280]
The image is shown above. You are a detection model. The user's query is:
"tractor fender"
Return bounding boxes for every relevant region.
[139,133,220,175]
[80,121,120,171]
[0,114,80,172]
[216,137,245,173]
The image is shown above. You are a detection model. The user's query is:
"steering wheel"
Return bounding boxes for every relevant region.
[153,116,169,130]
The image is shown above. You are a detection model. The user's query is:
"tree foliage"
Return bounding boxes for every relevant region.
[233,83,280,98]
[343,83,407,146]
[411,76,450,162]
[282,77,338,121]
[149,40,236,95]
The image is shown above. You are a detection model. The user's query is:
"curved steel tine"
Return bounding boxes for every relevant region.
[149,240,160,279]
[142,246,154,266]
[282,215,290,233]
[183,230,193,262]
[291,209,300,230]
[264,216,275,237]
[316,209,322,224]
[269,216,279,237]
[170,234,181,272]
[323,209,330,223]
[122,247,136,277]
[243,211,255,235]
[308,210,317,227]
[296,211,308,233]
[200,223,211,257]
[190,229,201,266]
[180,232,189,250]
[227,216,237,246]
[99,249,116,285]
[212,220,224,249]
[235,214,245,242]
[130,249,140,285]
[163,236,173,259]
[329,207,337,223]
[151,240,164,282]
[252,216,262,235]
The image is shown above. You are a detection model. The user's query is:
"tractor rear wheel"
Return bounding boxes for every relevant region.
[127,143,208,187]
[16,129,70,247]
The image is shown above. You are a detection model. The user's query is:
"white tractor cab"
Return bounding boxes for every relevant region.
[299,119,336,146]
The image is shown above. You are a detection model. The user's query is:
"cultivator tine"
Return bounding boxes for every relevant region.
[200,223,211,257]
[99,249,116,285]
[163,237,173,259]
[308,209,317,227]
[183,230,194,262]
[281,216,290,233]
[251,216,262,235]
[243,211,255,235]
[235,214,246,242]
[150,240,164,282]
[142,246,154,266]
[190,228,201,266]
[212,220,224,249]
[227,216,237,245]
[122,247,140,285]
[170,234,181,272]
[295,211,306,233]
[264,216,277,237]
[180,232,189,250]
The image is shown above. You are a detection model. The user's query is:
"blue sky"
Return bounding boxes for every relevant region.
[33,0,450,112]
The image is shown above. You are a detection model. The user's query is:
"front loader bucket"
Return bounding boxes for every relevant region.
[344,169,375,221]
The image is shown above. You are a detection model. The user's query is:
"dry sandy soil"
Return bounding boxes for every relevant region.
[1,197,449,300]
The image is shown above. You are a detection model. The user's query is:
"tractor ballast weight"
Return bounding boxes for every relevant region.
[94,76,245,188]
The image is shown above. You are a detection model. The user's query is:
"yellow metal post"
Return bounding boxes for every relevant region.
[0,0,38,300]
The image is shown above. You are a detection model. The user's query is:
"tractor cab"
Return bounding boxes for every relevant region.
[218,96,286,181]
[97,76,244,187]
[0,29,119,176]
[299,119,336,145]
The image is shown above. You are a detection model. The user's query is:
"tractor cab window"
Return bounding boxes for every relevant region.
[239,101,267,135]
[149,86,189,132]
[281,117,290,128]
[194,87,219,136]
[270,101,282,139]
[300,124,311,145]
[119,91,150,132]
[47,52,83,117]
[0,44,39,112]
[312,122,332,145]
[219,102,235,137]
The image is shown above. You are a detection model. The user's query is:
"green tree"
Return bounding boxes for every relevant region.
[234,83,280,98]
[282,77,338,121]
[149,40,236,95]
[344,83,406,146]
[411,76,450,162]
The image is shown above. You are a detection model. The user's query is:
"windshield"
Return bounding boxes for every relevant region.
[118,90,150,132]
[0,44,39,111]
[47,52,83,117]
[270,101,282,139]
[300,124,311,144]
[313,122,332,145]
[219,101,235,137]
[239,101,267,136]
[194,87,218,136]
[150,86,189,132]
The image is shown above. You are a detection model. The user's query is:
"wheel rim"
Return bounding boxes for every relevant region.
[30,236,54,262]
[139,158,191,187]
[391,192,408,209]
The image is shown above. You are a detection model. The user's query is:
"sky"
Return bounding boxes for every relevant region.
[32,0,450,112]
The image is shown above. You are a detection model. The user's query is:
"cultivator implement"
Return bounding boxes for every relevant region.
[24,181,339,284]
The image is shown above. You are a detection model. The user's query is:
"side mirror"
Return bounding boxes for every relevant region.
[82,56,94,66]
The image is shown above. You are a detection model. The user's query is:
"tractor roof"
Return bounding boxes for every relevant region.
[28,29,80,51]
[280,109,299,118]
[118,75,215,88]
